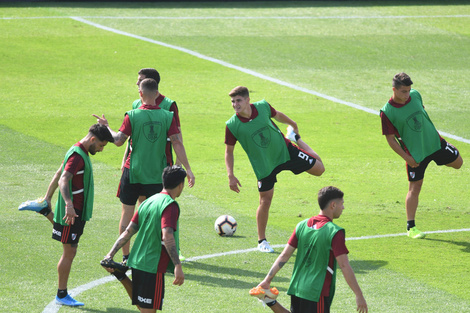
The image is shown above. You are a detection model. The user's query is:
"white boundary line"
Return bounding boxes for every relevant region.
[42,227,470,312]
[69,16,469,145]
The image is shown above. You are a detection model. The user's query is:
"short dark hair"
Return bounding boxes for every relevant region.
[318,186,344,210]
[162,165,187,189]
[89,124,114,143]
[392,72,413,88]
[139,68,160,87]
[229,86,249,98]
[140,78,158,96]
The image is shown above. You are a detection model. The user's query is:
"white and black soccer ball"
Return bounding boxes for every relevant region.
[214,215,237,237]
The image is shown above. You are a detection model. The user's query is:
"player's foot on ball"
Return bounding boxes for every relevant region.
[249,286,279,300]
[286,126,300,143]
[407,226,426,239]
[18,198,48,212]
[55,294,84,307]
[258,240,274,253]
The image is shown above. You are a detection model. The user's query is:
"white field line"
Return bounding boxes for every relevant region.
[70,16,469,145]
[42,227,470,313]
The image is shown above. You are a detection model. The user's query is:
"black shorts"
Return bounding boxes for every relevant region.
[52,208,86,245]
[118,167,163,205]
[407,138,460,181]
[290,295,331,313]
[258,143,316,192]
[132,268,164,310]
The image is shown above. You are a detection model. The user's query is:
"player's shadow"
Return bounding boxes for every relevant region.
[349,260,388,274]
[182,261,290,290]
[425,237,470,253]
[73,308,132,313]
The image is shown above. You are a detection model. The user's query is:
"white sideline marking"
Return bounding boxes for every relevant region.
[42,227,470,312]
[69,16,470,145]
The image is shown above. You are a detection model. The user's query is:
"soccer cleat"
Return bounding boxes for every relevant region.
[258,240,274,253]
[55,294,84,307]
[100,258,129,273]
[179,252,186,262]
[18,198,48,212]
[407,226,426,239]
[249,286,279,300]
[286,126,299,143]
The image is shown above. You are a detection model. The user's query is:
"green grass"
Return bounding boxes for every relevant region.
[0,2,469,312]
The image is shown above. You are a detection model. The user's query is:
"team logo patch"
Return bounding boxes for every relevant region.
[252,127,271,148]
[406,112,423,132]
[258,181,262,189]
[409,172,415,179]
[71,233,77,241]
[143,121,162,143]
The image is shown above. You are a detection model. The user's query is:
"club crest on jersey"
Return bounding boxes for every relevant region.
[143,121,162,143]
[252,126,271,148]
[406,112,423,132]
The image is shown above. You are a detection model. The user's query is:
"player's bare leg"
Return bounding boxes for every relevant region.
[257,189,274,242]
[446,154,463,169]
[58,243,77,290]
[120,204,136,257]
[406,180,423,221]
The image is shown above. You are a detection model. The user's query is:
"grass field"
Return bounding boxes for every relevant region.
[0,1,469,312]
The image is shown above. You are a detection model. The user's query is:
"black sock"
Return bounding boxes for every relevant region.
[38,206,52,217]
[122,254,129,262]
[295,133,301,141]
[57,289,67,299]
[407,220,415,231]
[258,239,267,244]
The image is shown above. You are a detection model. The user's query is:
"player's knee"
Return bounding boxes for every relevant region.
[310,161,325,176]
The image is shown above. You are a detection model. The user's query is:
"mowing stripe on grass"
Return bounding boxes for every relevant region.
[69,16,470,145]
[2,15,470,20]
[41,227,470,313]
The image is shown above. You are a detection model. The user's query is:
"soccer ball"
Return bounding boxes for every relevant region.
[214,215,237,237]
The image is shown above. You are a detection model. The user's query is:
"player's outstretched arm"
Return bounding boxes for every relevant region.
[259,244,295,289]
[92,114,128,146]
[272,110,299,135]
[225,144,241,193]
[105,222,139,261]
[336,254,368,313]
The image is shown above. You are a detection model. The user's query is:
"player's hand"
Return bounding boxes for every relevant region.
[92,114,109,126]
[63,202,78,225]
[186,169,195,188]
[406,157,420,168]
[228,175,241,193]
[173,264,184,286]
[356,294,368,313]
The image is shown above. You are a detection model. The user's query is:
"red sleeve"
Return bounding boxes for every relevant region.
[225,125,237,145]
[167,116,180,137]
[161,202,179,231]
[268,103,276,117]
[130,210,139,225]
[380,111,398,136]
[64,153,84,175]
[331,230,349,257]
[119,114,132,136]
[169,103,180,128]
[287,229,298,248]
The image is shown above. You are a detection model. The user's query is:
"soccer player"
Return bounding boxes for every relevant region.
[101,165,187,312]
[225,86,325,253]
[122,68,183,170]
[380,73,463,239]
[18,124,114,307]
[251,186,368,313]
[93,78,195,262]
